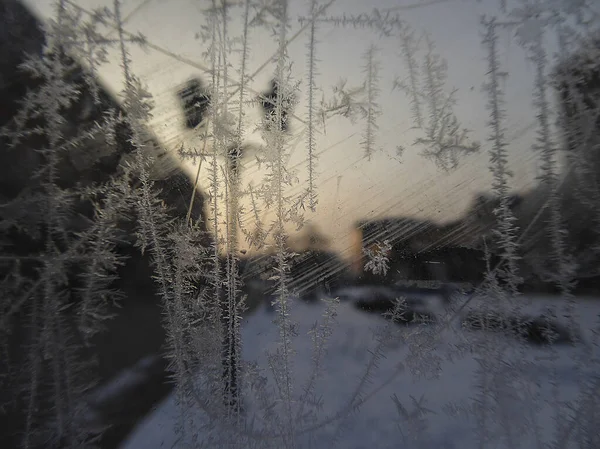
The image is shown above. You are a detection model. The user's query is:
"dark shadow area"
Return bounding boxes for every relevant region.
[462,310,576,345]
[0,2,209,447]
[353,296,437,325]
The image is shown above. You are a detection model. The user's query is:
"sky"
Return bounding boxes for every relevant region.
[24,0,575,257]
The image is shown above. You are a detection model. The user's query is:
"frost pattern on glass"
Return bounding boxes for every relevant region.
[2,1,600,449]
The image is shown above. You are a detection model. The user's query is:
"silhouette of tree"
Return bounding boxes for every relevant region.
[260,79,292,132]
[177,77,210,129]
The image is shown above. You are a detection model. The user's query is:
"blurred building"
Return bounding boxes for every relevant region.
[551,29,600,287]
[350,213,491,285]
[0,1,209,447]
[349,27,600,292]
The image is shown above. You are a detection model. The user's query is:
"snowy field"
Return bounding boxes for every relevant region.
[119,290,600,449]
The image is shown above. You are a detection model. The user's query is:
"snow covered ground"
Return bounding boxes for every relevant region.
[119,289,600,449]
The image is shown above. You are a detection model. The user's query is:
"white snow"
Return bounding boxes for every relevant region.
[119,290,600,449]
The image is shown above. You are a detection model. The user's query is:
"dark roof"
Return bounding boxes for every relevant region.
[356,217,433,245]
[354,216,480,253]
[0,0,207,226]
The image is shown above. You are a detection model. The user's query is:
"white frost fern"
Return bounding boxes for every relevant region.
[305,0,320,211]
[360,45,381,161]
[481,16,522,296]
[395,25,424,129]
